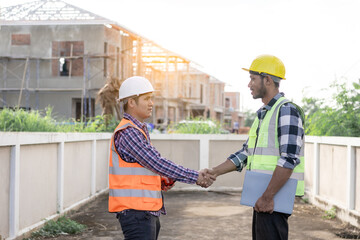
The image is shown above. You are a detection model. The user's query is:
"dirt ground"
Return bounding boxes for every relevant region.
[25,191,360,240]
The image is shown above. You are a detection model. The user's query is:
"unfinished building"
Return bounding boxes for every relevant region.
[0,0,235,127]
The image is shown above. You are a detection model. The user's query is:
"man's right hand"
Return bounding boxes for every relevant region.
[196,169,217,188]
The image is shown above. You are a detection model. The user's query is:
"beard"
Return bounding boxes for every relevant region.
[252,79,266,99]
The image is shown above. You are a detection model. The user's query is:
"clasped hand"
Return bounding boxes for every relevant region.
[196,168,217,188]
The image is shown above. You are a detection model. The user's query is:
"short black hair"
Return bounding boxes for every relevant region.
[249,71,280,88]
[123,96,139,112]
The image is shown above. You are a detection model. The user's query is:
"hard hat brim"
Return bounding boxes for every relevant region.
[242,67,286,80]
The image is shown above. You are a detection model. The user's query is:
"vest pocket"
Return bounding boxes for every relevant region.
[141,176,159,185]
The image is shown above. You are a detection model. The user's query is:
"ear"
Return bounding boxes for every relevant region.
[127,98,136,108]
[264,75,273,86]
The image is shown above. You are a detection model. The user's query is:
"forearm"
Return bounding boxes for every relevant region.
[125,137,198,183]
[137,150,198,184]
[212,159,237,177]
[262,166,293,199]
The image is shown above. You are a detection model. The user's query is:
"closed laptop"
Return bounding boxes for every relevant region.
[240,171,298,214]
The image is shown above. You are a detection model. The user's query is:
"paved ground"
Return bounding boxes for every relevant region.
[26,191,360,240]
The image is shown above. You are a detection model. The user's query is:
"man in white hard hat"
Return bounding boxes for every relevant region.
[108,76,215,240]
[206,55,305,240]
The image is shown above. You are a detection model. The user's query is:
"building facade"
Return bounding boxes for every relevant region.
[0,0,238,128]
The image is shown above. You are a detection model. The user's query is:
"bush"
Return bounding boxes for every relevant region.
[0,107,118,132]
[26,216,86,239]
[0,107,58,132]
[168,117,229,134]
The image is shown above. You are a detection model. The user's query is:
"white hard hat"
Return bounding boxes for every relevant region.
[118,76,154,100]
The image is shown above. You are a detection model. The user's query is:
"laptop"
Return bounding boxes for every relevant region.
[240,171,298,214]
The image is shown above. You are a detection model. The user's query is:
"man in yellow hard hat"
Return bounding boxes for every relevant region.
[207,55,305,239]
[108,76,216,240]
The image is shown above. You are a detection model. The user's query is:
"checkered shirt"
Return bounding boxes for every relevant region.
[228,92,304,171]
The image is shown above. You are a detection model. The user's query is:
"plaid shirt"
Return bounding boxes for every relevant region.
[228,92,304,171]
[114,113,199,216]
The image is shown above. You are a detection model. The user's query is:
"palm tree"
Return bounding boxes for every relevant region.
[96,76,122,123]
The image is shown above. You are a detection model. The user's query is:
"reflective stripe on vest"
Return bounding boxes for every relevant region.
[247,96,305,196]
[108,118,162,212]
[251,169,304,181]
[109,167,159,176]
[109,189,162,199]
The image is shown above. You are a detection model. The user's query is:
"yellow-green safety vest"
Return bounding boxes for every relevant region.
[247,96,305,196]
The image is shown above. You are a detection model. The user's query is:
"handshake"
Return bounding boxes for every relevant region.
[196,168,217,188]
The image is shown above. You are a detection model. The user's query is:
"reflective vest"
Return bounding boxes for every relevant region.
[247,96,305,196]
[108,119,162,212]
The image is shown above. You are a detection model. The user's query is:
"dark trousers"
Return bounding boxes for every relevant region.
[116,210,160,240]
[252,210,290,240]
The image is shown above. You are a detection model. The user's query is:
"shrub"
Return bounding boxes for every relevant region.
[168,117,229,134]
[26,216,86,239]
[0,107,118,132]
[0,107,58,132]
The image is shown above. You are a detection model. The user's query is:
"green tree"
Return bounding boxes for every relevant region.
[244,109,256,127]
[303,80,360,136]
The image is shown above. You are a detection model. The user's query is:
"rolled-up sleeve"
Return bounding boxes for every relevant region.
[277,103,304,169]
[227,139,248,172]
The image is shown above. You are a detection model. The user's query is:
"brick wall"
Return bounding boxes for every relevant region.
[11,34,31,45]
[52,41,84,76]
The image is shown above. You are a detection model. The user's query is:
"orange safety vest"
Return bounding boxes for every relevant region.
[108,118,162,212]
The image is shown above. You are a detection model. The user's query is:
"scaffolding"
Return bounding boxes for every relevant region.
[0,0,227,125]
[0,54,111,120]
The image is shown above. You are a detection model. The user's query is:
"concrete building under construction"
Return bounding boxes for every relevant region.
[0,0,244,128]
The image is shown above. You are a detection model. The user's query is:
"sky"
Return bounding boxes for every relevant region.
[1,0,360,111]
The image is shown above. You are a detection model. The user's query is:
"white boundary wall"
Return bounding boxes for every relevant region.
[0,132,112,240]
[305,136,360,229]
[0,133,359,239]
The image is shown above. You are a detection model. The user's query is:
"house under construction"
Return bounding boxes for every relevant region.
[0,0,244,128]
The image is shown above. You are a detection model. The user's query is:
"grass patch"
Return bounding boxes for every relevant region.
[323,207,337,219]
[301,197,309,204]
[25,216,86,239]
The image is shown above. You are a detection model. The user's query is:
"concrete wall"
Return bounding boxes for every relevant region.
[1,133,360,239]
[96,140,110,192]
[0,133,111,240]
[304,142,314,193]
[19,144,58,230]
[150,134,247,191]
[63,142,92,209]
[152,139,200,189]
[305,136,360,229]
[0,147,11,239]
[356,147,360,212]
[209,139,246,189]
[318,144,347,206]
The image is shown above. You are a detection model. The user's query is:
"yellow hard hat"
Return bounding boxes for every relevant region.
[242,54,286,80]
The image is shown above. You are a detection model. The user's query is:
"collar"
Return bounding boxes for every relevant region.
[256,92,285,117]
[123,113,147,130]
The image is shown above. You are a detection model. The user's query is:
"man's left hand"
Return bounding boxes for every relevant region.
[161,177,175,191]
